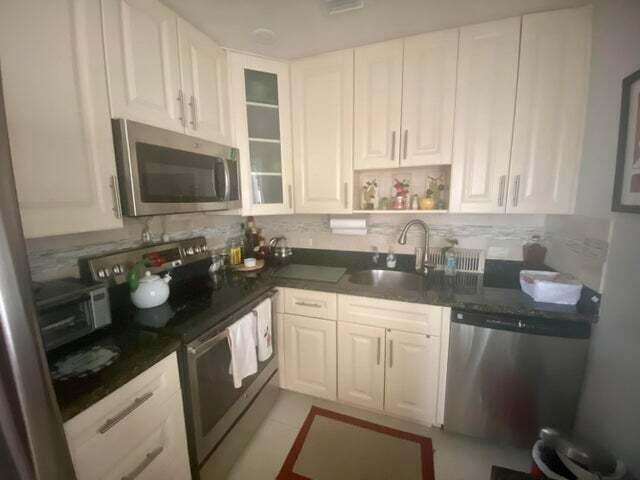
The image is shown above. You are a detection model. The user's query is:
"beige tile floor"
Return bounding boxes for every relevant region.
[201,390,533,480]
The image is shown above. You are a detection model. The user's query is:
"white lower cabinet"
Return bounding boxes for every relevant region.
[279,288,449,427]
[384,330,440,425]
[63,353,191,480]
[282,313,337,400]
[338,322,386,410]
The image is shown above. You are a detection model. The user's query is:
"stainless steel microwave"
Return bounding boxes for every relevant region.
[112,119,241,216]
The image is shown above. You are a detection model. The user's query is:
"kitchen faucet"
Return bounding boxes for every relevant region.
[398,219,433,275]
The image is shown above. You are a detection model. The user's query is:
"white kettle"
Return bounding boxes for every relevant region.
[131,271,171,309]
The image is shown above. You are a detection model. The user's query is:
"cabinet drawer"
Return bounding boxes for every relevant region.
[285,288,337,320]
[338,294,443,335]
[64,353,182,479]
[101,392,190,480]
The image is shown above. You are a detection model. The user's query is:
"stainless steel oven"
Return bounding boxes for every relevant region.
[185,290,279,466]
[111,119,241,216]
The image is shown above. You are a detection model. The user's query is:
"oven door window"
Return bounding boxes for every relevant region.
[194,335,268,437]
[136,142,226,203]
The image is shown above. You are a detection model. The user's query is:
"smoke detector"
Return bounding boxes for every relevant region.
[324,0,364,15]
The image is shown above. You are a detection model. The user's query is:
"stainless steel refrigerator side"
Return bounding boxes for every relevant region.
[0,68,76,478]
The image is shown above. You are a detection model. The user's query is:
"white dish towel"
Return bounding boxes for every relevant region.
[227,313,258,388]
[254,298,273,362]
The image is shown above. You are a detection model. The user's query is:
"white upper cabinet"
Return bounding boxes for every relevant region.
[228,53,294,215]
[102,0,231,143]
[178,18,231,144]
[102,0,183,132]
[449,18,521,213]
[292,50,354,214]
[354,40,404,169]
[353,33,458,170]
[401,29,459,167]
[508,7,592,214]
[0,0,123,238]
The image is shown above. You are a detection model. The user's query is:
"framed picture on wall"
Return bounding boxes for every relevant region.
[612,68,640,213]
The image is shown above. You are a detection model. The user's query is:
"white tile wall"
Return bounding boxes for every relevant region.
[544,214,612,292]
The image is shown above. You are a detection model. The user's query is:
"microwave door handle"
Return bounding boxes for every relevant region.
[223,158,231,202]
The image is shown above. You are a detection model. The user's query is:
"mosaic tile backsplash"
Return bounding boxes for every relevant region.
[27,211,608,292]
[27,213,242,281]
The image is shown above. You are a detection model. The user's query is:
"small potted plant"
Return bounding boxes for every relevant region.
[392,178,410,209]
[361,180,378,210]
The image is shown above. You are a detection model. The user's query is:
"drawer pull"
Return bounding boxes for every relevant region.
[376,337,381,365]
[97,392,153,434]
[121,446,163,480]
[388,340,394,368]
[295,301,322,308]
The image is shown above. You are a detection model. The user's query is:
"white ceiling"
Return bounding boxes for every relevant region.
[163,0,588,59]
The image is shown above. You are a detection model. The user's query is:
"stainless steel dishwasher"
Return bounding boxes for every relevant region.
[444,309,591,447]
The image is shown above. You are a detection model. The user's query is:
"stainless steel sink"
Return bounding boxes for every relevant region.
[348,270,424,291]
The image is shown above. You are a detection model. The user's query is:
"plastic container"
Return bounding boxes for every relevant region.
[520,270,583,305]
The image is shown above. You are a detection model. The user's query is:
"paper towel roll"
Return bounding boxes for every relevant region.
[329,218,366,230]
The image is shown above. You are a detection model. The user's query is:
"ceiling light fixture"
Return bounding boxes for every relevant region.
[324,0,364,15]
[250,28,278,46]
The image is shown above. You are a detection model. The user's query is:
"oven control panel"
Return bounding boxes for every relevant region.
[79,236,209,285]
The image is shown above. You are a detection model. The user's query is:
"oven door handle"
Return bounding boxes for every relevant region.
[187,329,228,357]
[187,290,278,357]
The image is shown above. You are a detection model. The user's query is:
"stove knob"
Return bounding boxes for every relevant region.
[518,320,525,329]
[201,244,208,252]
[97,269,107,279]
[195,246,201,254]
[185,247,195,256]
[112,265,124,274]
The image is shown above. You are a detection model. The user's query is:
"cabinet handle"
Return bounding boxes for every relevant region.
[109,175,122,219]
[512,175,521,207]
[295,301,322,308]
[388,340,393,368]
[97,392,153,434]
[403,129,408,160]
[376,337,381,365]
[189,95,198,130]
[121,446,164,480]
[390,131,396,161]
[498,175,506,207]
[177,90,186,128]
[288,184,293,208]
[343,182,348,209]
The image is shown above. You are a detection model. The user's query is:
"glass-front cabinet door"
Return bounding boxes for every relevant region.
[228,53,294,214]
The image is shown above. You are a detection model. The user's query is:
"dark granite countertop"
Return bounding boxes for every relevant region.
[50,247,599,421]
[266,249,600,323]
[48,326,180,422]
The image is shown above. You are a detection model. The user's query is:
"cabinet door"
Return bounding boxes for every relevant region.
[508,7,591,214]
[338,323,385,410]
[0,0,123,238]
[449,18,521,213]
[178,18,231,144]
[102,0,183,132]
[385,330,440,425]
[228,53,294,215]
[283,314,337,400]
[292,50,353,213]
[354,40,403,169]
[401,29,458,166]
